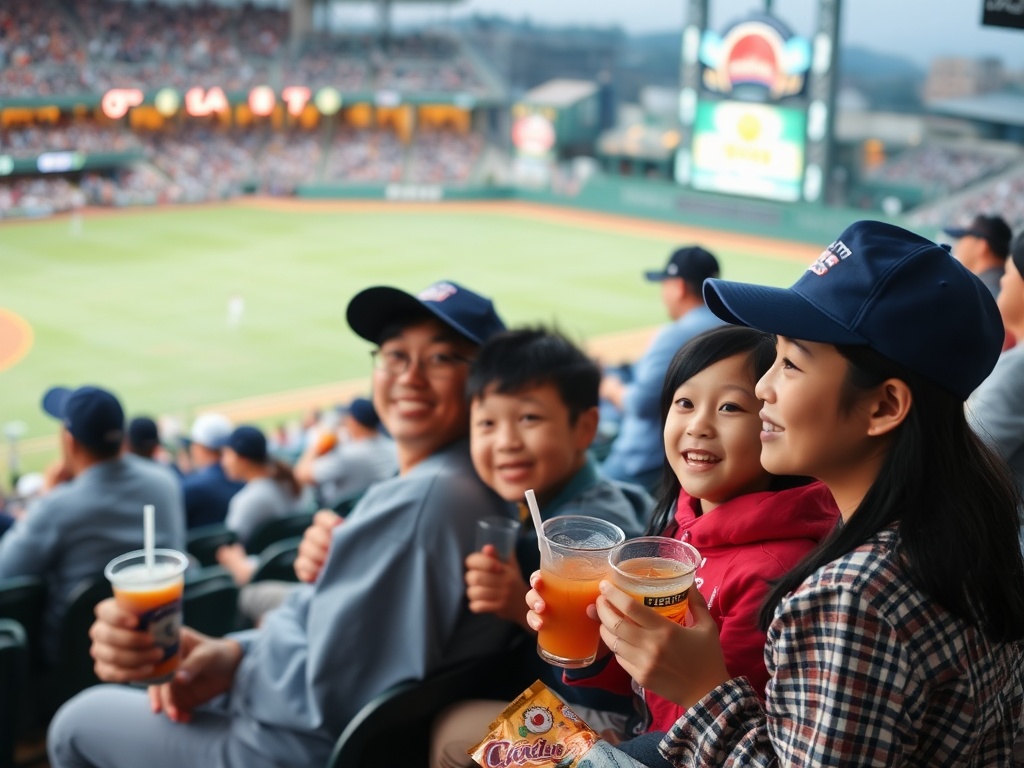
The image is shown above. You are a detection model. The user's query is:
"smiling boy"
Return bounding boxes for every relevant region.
[431,328,649,768]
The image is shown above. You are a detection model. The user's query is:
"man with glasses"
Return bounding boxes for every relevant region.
[49,281,516,768]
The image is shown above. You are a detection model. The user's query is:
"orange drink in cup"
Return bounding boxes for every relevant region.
[104,549,189,684]
[536,515,625,668]
[609,537,700,623]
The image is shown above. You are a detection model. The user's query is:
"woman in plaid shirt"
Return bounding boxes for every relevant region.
[592,221,1024,766]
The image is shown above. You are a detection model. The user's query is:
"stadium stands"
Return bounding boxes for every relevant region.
[0,0,495,217]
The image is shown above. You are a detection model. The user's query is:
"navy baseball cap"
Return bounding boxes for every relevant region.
[225,425,267,463]
[127,416,160,453]
[346,280,506,346]
[703,220,1004,401]
[645,246,720,283]
[42,385,125,451]
[942,214,1012,259]
[346,397,380,429]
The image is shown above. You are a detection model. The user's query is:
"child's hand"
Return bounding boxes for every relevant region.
[595,580,731,710]
[465,545,530,630]
[524,570,546,633]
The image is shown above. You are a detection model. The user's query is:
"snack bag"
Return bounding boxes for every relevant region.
[470,680,599,768]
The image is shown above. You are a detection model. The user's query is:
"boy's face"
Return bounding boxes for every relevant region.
[470,382,597,506]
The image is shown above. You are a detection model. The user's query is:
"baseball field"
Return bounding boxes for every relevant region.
[0,198,820,485]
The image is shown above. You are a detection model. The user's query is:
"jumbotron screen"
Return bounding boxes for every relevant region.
[687,99,806,202]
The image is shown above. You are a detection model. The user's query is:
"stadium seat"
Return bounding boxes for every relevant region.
[250,538,302,584]
[324,651,518,768]
[47,577,112,712]
[187,524,238,568]
[0,619,28,768]
[246,511,314,555]
[0,576,46,672]
[183,568,240,638]
[332,491,365,518]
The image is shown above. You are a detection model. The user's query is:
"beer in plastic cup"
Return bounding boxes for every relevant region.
[476,516,522,562]
[104,549,189,684]
[608,537,700,623]
[536,515,625,668]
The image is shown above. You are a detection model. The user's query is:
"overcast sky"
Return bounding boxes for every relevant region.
[376,0,1024,70]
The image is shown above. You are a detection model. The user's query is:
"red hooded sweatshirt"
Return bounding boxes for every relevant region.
[565,481,839,735]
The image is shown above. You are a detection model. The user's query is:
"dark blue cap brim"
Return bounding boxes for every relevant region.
[703,278,867,346]
[347,286,485,345]
[942,227,970,239]
[644,271,669,282]
[42,386,72,420]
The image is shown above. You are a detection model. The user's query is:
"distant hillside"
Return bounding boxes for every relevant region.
[839,46,926,111]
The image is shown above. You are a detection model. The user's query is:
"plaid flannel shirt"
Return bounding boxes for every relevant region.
[660,527,1024,766]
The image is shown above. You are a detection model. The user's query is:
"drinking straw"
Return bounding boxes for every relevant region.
[144,504,155,572]
[524,489,551,561]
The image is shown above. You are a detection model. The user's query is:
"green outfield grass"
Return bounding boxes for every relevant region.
[0,202,807,483]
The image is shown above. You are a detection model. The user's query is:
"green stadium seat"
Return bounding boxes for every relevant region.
[250,538,302,584]
[0,619,28,768]
[183,568,240,638]
[246,511,314,556]
[324,651,517,768]
[187,524,238,568]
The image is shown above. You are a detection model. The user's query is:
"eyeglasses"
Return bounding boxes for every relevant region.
[371,349,474,378]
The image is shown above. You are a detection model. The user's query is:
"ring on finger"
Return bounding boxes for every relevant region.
[612,638,619,655]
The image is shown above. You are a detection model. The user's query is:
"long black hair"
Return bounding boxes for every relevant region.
[645,325,789,537]
[758,344,1024,642]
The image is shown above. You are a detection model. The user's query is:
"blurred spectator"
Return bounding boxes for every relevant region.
[600,247,724,491]
[968,230,1024,503]
[219,425,301,545]
[0,385,184,664]
[942,213,1012,298]
[293,397,398,509]
[180,412,243,529]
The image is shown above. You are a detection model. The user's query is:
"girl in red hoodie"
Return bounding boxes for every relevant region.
[526,325,839,766]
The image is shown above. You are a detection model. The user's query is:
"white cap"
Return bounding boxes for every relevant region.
[189,413,233,449]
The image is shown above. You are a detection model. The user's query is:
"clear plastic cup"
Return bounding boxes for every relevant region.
[608,537,700,623]
[104,549,189,684]
[536,515,625,668]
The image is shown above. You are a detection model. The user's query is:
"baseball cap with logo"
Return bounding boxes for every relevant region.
[703,220,1003,401]
[942,214,1012,259]
[42,385,125,452]
[644,246,720,283]
[346,280,506,346]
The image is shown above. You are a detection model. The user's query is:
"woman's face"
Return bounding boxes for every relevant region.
[756,337,880,495]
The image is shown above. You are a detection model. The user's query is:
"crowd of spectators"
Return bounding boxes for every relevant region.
[1,121,142,158]
[407,128,483,184]
[0,118,485,217]
[866,144,1012,195]
[0,0,496,99]
[322,126,403,184]
[908,162,1024,232]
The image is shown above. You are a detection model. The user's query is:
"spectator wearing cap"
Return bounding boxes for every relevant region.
[599,246,724,491]
[943,214,1013,298]
[293,396,398,510]
[51,281,516,768]
[968,230,1024,509]
[0,385,185,665]
[219,425,301,546]
[180,412,244,529]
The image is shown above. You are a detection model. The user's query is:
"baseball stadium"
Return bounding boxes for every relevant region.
[2,0,1024,765]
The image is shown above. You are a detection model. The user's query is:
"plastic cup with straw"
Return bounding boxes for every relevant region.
[528,488,625,668]
[103,504,189,684]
